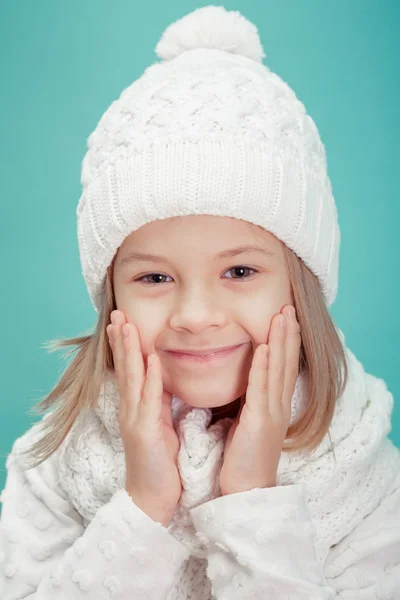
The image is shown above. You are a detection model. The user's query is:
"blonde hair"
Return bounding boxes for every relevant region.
[20,245,348,469]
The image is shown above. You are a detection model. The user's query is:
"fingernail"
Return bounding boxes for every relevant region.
[123,325,129,338]
[280,315,287,329]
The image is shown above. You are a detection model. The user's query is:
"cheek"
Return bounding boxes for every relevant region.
[244,309,286,347]
[116,302,166,356]
[241,305,273,345]
[243,279,292,341]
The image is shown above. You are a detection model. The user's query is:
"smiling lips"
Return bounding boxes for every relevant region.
[165,344,244,356]
[163,343,246,364]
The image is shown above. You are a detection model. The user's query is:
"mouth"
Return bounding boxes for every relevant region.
[163,343,246,364]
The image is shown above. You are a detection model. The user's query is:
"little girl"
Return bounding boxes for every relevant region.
[1,6,399,599]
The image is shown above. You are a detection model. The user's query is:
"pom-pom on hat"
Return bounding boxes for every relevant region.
[77,5,340,313]
[155,5,266,62]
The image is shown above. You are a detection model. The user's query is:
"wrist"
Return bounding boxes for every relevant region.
[125,488,175,527]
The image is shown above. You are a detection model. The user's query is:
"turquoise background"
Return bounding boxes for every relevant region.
[0,1,399,492]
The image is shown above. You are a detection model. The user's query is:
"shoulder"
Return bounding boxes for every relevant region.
[325,460,400,591]
[4,414,77,512]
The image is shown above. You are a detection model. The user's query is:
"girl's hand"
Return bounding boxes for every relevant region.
[107,310,181,527]
[219,305,301,496]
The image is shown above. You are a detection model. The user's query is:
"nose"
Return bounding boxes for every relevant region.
[168,286,227,333]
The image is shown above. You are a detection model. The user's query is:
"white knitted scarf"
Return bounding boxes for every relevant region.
[34,341,399,568]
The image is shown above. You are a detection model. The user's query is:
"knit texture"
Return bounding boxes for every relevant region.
[2,337,399,599]
[77,6,340,312]
[53,341,400,565]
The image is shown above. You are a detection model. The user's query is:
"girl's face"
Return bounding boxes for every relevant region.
[113,215,293,410]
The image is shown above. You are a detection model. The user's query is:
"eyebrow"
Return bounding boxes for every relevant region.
[118,245,276,267]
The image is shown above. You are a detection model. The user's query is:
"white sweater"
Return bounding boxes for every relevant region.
[1,342,400,599]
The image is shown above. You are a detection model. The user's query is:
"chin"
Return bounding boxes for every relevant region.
[178,394,234,409]
[168,378,245,410]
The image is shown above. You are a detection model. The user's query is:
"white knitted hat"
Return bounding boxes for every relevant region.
[77,5,340,313]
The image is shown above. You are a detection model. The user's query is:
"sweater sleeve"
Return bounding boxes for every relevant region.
[190,480,400,599]
[0,445,190,600]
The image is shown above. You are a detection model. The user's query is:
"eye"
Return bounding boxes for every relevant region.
[223,266,258,280]
[134,266,258,287]
[135,273,173,286]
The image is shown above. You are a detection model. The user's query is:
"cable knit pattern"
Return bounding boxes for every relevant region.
[1,338,400,599]
[77,6,340,312]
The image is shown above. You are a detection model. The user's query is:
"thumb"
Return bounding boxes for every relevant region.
[160,389,174,428]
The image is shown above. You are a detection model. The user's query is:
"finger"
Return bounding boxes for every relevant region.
[267,313,287,419]
[140,353,163,424]
[238,394,246,419]
[160,389,174,429]
[122,322,146,420]
[281,306,301,418]
[109,310,127,390]
[245,343,269,415]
